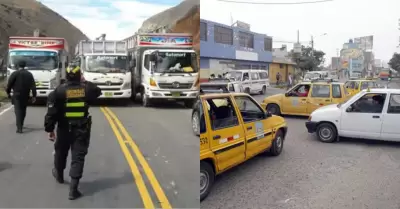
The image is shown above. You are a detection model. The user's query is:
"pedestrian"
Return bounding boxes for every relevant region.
[276,72,281,86]
[287,73,293,90]
[44,62,101,200]
[6,60,37,133]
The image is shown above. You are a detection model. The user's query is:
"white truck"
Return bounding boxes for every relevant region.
[125,33,199,107]
[6,36,69,98]
[74,40,131,99]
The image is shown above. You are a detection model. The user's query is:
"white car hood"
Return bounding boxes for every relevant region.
[315,104,338,111]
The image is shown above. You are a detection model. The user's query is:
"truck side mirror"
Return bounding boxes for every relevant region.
[149,54,157,62]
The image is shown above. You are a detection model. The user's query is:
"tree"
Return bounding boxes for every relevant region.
[388,53,400,73]
[289,45,326,72]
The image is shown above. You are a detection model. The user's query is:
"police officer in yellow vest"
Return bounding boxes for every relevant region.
[44,62,101,200]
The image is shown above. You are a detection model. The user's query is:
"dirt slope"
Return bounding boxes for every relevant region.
[170,5,200,54]
[0,0,88,60]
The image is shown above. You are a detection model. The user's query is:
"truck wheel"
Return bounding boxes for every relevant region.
[131,88,138,102]
[200,161,214,201]
[259,86,266,95]
[141,92,151,107]
[184,100,195,108]
[266,104,281,115]
[268,130,284,156]
[316,122,337,143]
[192,111,200,136]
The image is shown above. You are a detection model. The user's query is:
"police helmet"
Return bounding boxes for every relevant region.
[66,62,81,81]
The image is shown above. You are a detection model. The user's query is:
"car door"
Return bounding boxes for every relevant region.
[331,84,344,104]
[307,84,332,114]
[282,84,308,114]
[339,93,386,139]
[250,72,261,93]
[344,81,356,96]
[233,95,274,158]
[204,96,246,172]
[381,93,400,141]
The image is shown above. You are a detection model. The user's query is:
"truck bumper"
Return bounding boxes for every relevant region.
[98,89,131,99]
[35,89,53,98]
[147,89,198,99]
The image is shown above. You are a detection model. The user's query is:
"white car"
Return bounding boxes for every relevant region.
[306,88,400,143]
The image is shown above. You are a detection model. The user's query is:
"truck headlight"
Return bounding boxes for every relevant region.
[50,78,57,89]
[122,82,131,90]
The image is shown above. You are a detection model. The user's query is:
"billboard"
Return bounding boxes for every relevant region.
[354,36,373,50]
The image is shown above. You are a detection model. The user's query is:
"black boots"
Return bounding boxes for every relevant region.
[52,168,64,183]
[69,178,82,200]
[16,127,22,133]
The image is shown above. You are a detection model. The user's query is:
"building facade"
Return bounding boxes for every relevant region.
[200,19,273,79]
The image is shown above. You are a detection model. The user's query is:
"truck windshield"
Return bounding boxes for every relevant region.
[145,52,198,73]
[7,50,58,70]
[85,55,127,73]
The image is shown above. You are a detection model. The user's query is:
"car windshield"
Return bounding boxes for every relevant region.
[145,52,198,73]
[226,71,242,81]
[85,55,127,73]
[7,50,58,71]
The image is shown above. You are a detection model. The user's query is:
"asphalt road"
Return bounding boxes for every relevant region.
[201,87,400,209]
[0,100,199,208]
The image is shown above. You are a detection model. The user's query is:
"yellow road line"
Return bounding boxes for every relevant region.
[104,107,172,209]
[100,107,155,209]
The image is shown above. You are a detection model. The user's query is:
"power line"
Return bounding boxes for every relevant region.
[215,0,334,5]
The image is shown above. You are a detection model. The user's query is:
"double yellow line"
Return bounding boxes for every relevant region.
[100,107,172,209]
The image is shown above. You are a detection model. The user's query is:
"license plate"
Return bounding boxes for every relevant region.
[171,92,181,97]
[104,92,113,97]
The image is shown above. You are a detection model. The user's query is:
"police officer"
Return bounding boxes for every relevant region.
[6,60,37,133]
[44,62,101,200]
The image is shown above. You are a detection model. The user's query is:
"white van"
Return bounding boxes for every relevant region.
[225,69,269,95]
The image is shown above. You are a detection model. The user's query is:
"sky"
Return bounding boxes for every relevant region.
[38,0,182,40]
[200,0,400,66]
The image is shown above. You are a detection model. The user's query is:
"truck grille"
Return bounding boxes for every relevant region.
[158,83,193,89]
[94,82,123,86]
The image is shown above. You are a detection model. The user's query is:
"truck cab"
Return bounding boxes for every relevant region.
[6,36,69,98]
[74,40,131,99]
[125,34,199,107]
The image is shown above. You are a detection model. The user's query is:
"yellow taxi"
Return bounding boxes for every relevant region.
[344,79,379,96]
[199,92,288,201]
[261,80,350,116]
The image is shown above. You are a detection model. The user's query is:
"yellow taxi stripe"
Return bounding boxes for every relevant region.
[100,107,155,209]
[65,112,84,117]
[66,102,85,107]
[104,107,172,209]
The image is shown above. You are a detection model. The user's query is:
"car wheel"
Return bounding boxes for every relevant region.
[259,86,266,95]
[268,130,284,156]
[200,161,214,201]
[316,122,337,143]
[192,111,200,136]
[266,104,281,115]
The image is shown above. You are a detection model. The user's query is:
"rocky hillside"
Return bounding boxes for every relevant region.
[138,0,199,52]
[0,0,88,61]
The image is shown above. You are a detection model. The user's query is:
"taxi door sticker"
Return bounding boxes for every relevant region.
[291,98,299,106]
[219,134,239,144]
[255,121,264,139]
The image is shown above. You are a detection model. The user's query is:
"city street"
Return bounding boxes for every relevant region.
[0,101,199,208]
[201,87,400,209]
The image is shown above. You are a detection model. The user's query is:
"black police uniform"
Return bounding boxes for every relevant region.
[44,65,101,200]
[6,60,37,133]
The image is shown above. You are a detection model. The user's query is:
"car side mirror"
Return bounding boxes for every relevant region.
[346,106,353,112]
[265,111,273,118]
